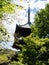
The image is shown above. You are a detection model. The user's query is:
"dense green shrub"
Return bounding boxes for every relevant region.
[18,36,49,65]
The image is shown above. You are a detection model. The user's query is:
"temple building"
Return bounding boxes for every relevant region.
[13,1,31,50]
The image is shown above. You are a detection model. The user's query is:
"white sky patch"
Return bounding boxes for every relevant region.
[30,0,48,9]
[35,1,48,9]
[30,12,35,22]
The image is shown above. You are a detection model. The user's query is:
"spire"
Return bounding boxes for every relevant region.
[16,0,31,28]
[28,1,31,25]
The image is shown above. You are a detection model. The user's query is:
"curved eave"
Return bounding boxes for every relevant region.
[16,24,31,29]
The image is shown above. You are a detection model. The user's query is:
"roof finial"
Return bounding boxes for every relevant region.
[27,0,31,25]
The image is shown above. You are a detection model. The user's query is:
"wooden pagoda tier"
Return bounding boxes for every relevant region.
[15,24,31,37]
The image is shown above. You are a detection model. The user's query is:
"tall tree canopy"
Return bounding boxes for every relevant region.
[31,4,49,38]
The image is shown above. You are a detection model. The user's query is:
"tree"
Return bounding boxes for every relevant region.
[0,0,15,19]
[0,0,16,41]
[32,3,49,38]
[18,35,49,65]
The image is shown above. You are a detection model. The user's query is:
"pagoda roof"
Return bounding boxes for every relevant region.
[17,22,31,29]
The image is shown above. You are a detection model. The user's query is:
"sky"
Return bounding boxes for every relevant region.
[3,0,49,34]
[13,0,49,23]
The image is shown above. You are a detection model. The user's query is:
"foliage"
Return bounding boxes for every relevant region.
[0,49,16,64]
[0,22,12,42]
[0,0,16,19]
[0,23,9,42]
[31,3,49,38]
[9,61,24,65]
[18,35,49,65]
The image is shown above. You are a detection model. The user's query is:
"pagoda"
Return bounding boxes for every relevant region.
[13,1,31,50]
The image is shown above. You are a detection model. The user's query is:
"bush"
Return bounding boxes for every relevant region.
[18,36,49,65]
